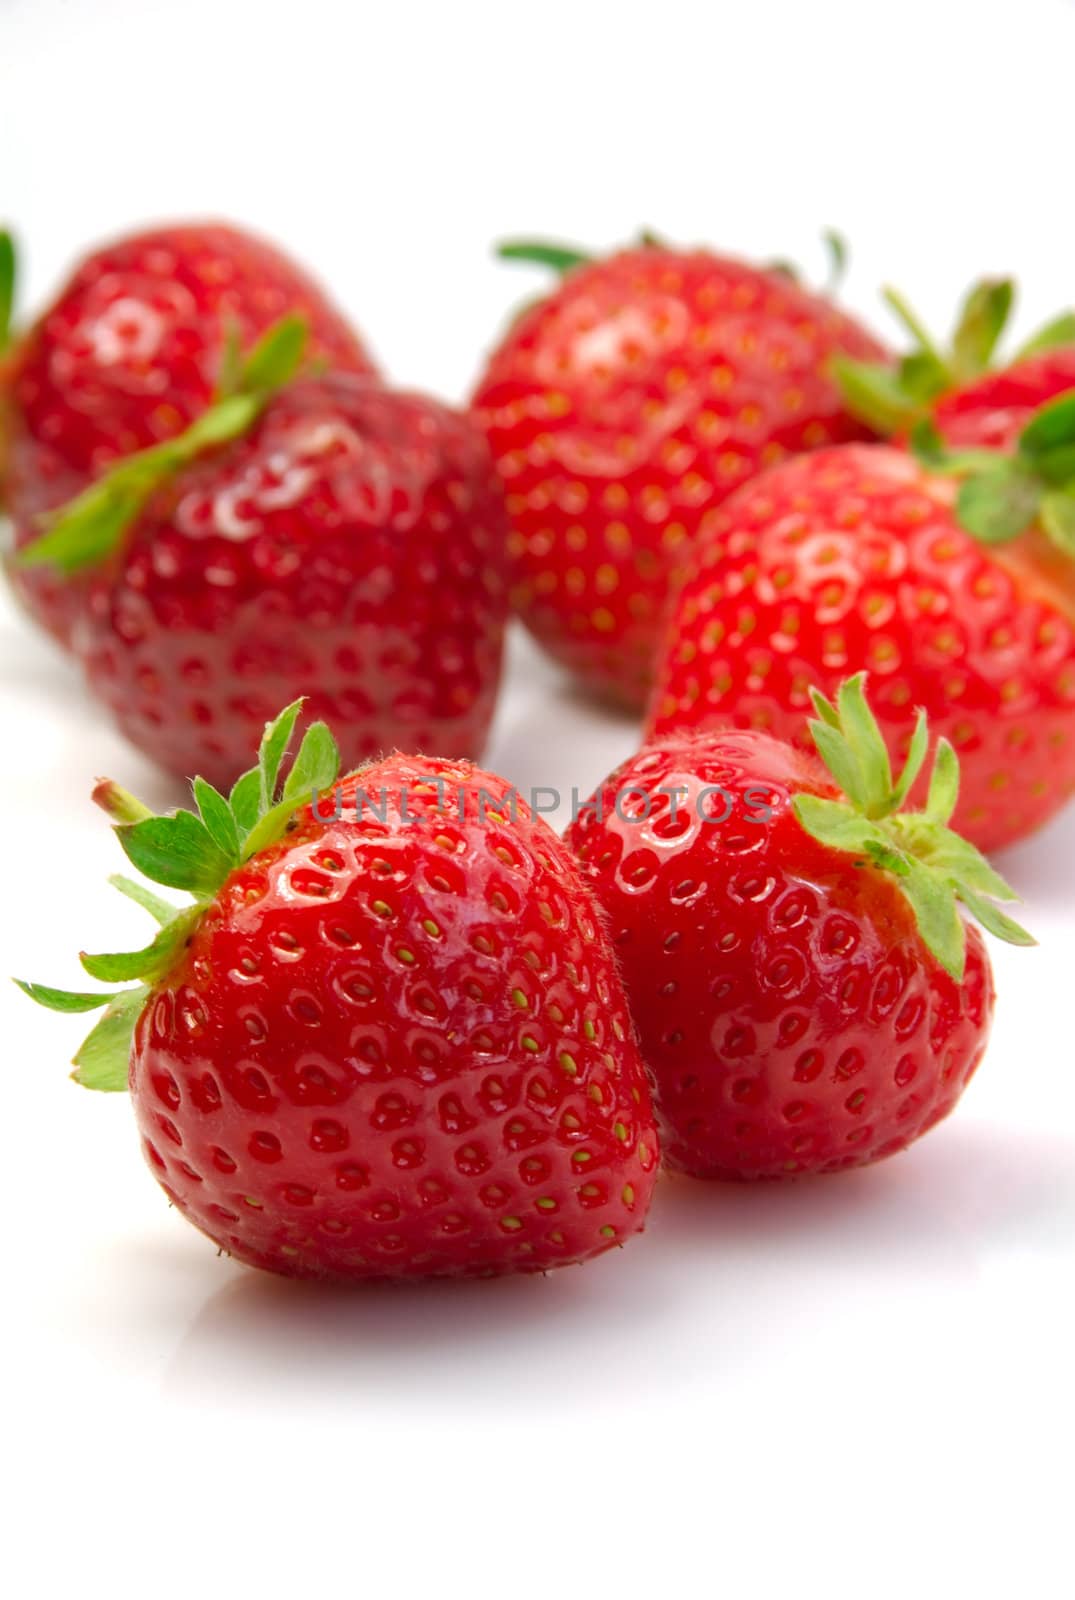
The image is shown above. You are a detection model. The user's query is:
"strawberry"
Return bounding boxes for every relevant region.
[648,390,1075,852]
[0,222,375,643]
[568,676,1032,1180]
[17,703,658,1281]
[470,235,886,708]
[14,319,509,784]
[834,274,1075,448]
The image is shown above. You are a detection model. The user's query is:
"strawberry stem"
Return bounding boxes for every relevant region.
[92,780,154,825]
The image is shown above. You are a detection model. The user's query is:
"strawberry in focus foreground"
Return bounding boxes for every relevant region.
[648,391,1075,852]
[0,221,376,645]
[471,234,886,708]
[569,676,1032,1180]
[11,314,509,786]
[18,704,658,1281]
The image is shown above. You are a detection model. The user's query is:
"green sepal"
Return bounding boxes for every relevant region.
[889,710,929,811]
[71,986,148,1092]
[241,719,340,859]
[822,228,848,293]
[13,980,117,1013]
[1040,488,1075,554]
[794,673,1034,980]
[924,738,959,826]
[1018,390,1075,457]
[919,388,1075,558]
[899,859,968,983]
[829,356,923,435]
[956,462,1042,543]
[116,811,236,898]
[229,767,262,834]
[18,700,345,1065]
[280,720,339,805]
[833,275,1068,439]
[257,699,304,811]
[951,278,1014,377]
[192,776,241,860]
[108,874,179,926]
[80,906,201,984]
[16,315,308,576]
[0,228,15,354]
[238,314,308,394]
[1013,311,1075,362]
[956,889,1038,949]
[215,318,244,400]
[497,240,592,274]
[792,794,892,857]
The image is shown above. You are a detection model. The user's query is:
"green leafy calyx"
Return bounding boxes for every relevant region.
[792,674,1034,981]
[15,314,309,576]
[14,700,340,1090]
[912,389,1075,556]
[833,277,1075,436]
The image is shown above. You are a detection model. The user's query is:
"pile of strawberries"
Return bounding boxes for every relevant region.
[4,219,1069,1282]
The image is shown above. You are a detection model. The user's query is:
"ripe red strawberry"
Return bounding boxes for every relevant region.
[14,319,509,784]
[0,222,375,643]
[834,274,1075,450]
[648,390,1075,851]
[18,704,658,1281]
[470,236,886,707]
[568,676,1032,1180]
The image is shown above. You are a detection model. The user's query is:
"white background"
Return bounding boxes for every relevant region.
[2,1,1074,1595]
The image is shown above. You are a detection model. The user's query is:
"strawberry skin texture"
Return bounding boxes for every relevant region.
[2,221,375,645]
[932,346,1075,450]
[68,374,509,785]
[471,247,885,707]
[567,731,994,1179]
[131,758,659,1280]
[648,445,1075,852]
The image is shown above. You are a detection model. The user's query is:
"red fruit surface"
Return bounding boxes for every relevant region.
[2,221,375,644]
[648,444,1075,852]
[131,757,659,1280]
[567,730,994,1179]
[63,374,509,785]
[932,346,1075,451]
[471,247,885,707]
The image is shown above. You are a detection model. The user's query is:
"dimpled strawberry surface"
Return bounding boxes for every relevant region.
[568,729,995,1179]
[131,758,659,1279]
